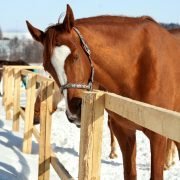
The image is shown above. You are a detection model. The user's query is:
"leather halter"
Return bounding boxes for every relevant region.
[60,27,94,93]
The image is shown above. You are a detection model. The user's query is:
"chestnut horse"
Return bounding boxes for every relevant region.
[26,5,180,180]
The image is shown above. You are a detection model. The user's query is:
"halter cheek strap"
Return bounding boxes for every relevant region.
[60,27,94,93]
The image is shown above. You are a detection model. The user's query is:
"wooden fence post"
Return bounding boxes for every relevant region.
[5,67,13,120]
[12,69,21,131]
[22,73,36,153]
[2,67,7,105]
[78,91,105,180]
[38,81,53,180]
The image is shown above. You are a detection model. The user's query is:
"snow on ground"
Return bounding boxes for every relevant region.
[0,95,180,180]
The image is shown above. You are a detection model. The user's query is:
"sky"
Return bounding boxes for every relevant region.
[0,0,180,32]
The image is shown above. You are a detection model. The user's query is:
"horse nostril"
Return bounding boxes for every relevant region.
[76,98,82,108]
[70,97,82,110]
[65,97,82,125]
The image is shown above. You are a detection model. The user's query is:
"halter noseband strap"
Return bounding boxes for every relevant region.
[60,27,94,93]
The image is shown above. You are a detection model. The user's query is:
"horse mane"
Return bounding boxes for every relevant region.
[58,12,65,24]
[75,15,157,26]
[43,26,58,69]
[45,15,157,31]
[140,16,157,23]
[44,12,65,31]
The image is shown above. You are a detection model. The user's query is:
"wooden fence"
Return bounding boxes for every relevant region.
[2,65,180,180]
[2,66,76,179]
[79,90,180,180]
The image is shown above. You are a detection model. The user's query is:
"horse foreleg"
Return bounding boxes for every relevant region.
[111,119,137,180]
[108,116,118,159]
[146,131,166,180]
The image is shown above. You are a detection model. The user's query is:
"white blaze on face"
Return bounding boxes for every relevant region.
[51,45,71,86]
[51,45,79,124]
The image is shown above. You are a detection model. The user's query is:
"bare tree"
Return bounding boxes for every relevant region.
[5,36,43,63]
[8,37,22,60]
[22,40,43,63]
[0,49,8,59]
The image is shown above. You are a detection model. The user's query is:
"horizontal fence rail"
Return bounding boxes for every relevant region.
[105,92,180,142]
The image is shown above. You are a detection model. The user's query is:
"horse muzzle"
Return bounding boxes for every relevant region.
[65,110,81,128]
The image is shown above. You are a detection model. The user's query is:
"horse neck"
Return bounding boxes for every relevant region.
[75,21,142,96]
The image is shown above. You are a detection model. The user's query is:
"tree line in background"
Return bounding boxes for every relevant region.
[0,22,180,64]
[0,27,43,63]
[8,37,43,63]
[161,23,180,30]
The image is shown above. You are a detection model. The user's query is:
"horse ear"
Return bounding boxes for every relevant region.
[26,20,44,43]
[63,4,75,32]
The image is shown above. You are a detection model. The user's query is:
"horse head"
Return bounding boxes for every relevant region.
[26,5,92,127]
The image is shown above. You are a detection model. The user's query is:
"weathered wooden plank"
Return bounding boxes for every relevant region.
[21,70,52,83]
[38,82,47,180]
[44,81,53,179]
[22,73,36,153]
[78,91,105,180]
[51,151,74,180]
[27,74,36,152]
[3,65,43,69]
[105,92,180,142]
[12,69,21,131]
[2,67,7,105]
[36,74,53,83]
[19,107,25,120]
[32,124,74,180]
[21,69,36,76]
[38,81,53,180]
[5,67,13,120]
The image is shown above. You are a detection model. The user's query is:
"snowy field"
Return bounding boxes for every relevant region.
[0,95,180,180]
